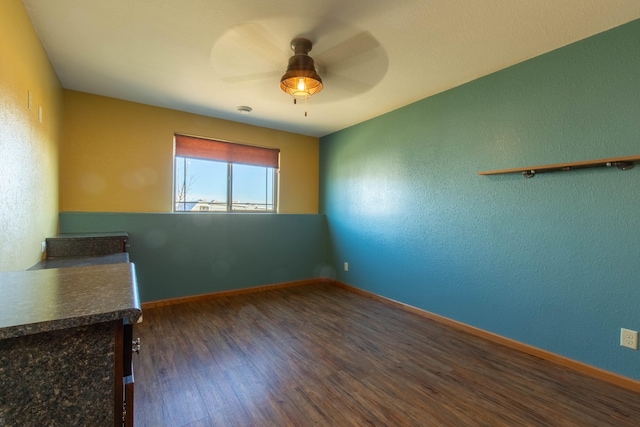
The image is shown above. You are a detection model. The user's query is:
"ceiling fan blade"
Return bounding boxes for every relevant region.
[318,37,389,98]
[323,73,374,94]
[211,22,288,80]
[315,31,381,67]
[227,23,288,66]
[221,70,281,84]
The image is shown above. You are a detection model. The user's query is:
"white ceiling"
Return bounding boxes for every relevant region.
[22,0,640,138]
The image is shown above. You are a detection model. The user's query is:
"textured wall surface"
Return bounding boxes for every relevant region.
[61,91,319,214]
[60,212,331,302]
[320,20,640,380]
[0,0,62,271]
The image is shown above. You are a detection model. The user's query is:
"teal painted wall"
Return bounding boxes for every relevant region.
[320,20,640,380]
[60,213,331,302]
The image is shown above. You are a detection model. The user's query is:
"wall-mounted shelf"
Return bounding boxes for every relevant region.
[479,155,640,178]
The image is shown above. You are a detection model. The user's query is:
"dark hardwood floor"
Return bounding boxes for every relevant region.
[133,283,640,426]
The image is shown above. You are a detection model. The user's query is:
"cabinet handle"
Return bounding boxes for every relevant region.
[132,338,141,354]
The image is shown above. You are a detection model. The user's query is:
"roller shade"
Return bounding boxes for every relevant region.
[175,134,280,168]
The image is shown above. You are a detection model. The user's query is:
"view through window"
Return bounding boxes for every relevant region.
[174,135,278,212]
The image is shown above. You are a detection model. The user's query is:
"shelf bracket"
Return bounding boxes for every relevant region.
[612,161,634,171]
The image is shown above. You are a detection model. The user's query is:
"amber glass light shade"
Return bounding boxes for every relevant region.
[280,38,323,100]
[280,72,323,100]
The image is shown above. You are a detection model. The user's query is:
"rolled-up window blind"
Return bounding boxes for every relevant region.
[175,134,280,168]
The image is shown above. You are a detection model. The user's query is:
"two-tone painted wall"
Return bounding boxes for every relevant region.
[58,92,326,302]
[0,0,63,271]
[320,20,640,380]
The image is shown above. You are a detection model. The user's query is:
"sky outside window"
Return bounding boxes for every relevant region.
[175,157,275,209]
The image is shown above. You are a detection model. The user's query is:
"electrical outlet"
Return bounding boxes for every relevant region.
[344,262,349,272]
[620,328,638,350]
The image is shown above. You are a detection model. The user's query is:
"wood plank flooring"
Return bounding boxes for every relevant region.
[133,283,640,426]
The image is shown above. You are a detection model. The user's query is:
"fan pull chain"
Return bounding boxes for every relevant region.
[292,98,309,117]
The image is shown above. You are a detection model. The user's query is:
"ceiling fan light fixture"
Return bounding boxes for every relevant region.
[280,38,323,100]
[280,72,323,100]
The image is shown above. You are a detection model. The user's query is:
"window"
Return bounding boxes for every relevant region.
[174,134,279,212]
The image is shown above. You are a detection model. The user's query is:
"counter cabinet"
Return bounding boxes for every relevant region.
[0,264,141,426]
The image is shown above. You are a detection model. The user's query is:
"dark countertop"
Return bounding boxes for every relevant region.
[28,253,130,270]
[0,263,142,340]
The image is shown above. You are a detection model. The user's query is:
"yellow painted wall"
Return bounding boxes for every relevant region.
[61,91,319,213]
[0,0,63,271]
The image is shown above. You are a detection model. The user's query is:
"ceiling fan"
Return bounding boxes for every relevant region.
[279,37,323,100]
[210,22,389,103]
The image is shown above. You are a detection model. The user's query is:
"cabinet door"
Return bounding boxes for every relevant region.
[121,321,137,426]
[125,373,135,426]
[114,321,125,426]
[1,322,115,425]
